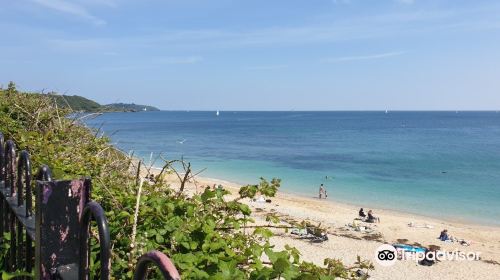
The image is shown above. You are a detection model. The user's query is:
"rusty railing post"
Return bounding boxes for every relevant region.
[35,179,90,279]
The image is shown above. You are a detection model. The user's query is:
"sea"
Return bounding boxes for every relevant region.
[84,111,500,226]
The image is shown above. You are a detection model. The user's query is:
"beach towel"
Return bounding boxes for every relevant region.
[408,222,434,229]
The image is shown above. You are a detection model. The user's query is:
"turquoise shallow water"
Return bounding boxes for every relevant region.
[85,111,500,226]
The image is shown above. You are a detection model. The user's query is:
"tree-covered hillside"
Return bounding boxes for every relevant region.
[49,93,102,111]
[48,94,160,112]
[0,81,159,112]
[103,103,160,112]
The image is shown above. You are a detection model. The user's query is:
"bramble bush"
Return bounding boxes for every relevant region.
[0,82,373,279]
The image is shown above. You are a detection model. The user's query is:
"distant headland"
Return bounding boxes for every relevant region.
[46,93,160,112]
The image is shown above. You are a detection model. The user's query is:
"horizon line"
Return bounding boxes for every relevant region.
[140,109,500,112]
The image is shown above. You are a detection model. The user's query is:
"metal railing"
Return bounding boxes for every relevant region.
[0,132,181,279]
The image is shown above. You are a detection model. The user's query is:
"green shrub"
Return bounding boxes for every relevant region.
[0,83,373,279]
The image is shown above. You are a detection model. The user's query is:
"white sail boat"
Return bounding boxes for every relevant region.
[216,110,220,116]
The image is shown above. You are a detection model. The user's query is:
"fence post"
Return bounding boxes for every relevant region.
[35,179,90,279]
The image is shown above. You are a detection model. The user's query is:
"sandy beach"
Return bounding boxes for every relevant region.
[141,164,500,280]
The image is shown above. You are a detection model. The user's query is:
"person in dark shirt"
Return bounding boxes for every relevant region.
[359,208,366,218]
[367,210,380,223]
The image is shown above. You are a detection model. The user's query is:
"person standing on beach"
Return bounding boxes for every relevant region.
[319,184,327,199]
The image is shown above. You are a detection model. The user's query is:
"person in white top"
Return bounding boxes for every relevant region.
[319,184,327,199]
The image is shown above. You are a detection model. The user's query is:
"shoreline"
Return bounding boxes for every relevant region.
[277,187,500,229]
[197,176,500,230]
[150,165,500,229]
[270,188,500,230]
[145,163,500,279]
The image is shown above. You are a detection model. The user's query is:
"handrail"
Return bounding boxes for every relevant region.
[79,201,111,280]
[133,251,181,280]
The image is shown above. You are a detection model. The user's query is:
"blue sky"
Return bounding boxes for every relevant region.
[1,0,499,110]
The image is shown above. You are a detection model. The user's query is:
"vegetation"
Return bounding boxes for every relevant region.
[47,93,160,112]
[2,83,160,112]
[49,93,102,112]
[0,81,373,279]
[102,103,160,112]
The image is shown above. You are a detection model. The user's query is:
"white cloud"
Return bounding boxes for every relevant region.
[32,0,106,25]
[324,51,406,62]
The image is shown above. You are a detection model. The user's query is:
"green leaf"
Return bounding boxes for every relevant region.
[253,227,273,239]
[272,256,290,278]
[239,204,251,216]
[155,234,164,243]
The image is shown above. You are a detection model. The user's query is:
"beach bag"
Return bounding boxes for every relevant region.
[419,259,435,266]
[419,250,435,266]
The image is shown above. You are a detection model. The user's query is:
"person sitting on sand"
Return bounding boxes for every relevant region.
[359,208,366,218]
[439,229,452,241]
[366,210,380,223]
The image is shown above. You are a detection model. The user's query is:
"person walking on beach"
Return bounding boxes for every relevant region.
[319,184,327,199]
